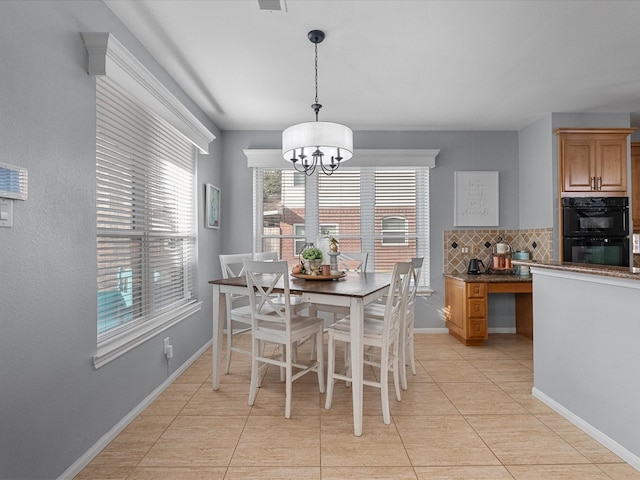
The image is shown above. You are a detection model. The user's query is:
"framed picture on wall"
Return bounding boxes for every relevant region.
[454,171,499,226]
[205,183,220,229]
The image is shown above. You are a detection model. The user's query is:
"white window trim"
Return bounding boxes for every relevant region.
[93,302,202,369]
[82,32,215,153]
[244,149,439,169]
[84,32,209,368]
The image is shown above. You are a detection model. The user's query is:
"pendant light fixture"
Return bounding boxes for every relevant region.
[282,30,353,176]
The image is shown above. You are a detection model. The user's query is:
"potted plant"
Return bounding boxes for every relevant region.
[301,246,323,274]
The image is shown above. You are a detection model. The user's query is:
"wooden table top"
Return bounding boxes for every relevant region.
[210,271,392,298]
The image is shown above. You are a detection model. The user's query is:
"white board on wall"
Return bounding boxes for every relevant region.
[454,171,499,226]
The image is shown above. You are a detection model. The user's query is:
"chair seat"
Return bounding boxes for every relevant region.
[257,315,325,334]
[328,317,385,337]
[363,303,385,319]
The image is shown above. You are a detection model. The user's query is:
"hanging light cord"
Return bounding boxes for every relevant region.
[312,39,322,121]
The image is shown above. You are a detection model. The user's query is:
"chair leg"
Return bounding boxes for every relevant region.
[280,345,286,382]
[316,329,325,394]
[380,345,391,425]
[248,336,260,406]
[285,342,293,419]
[392,341,402,402]
[408,326,417,376]
[399,328,408,391]
[225,317,233,374]
[324,332,335,409]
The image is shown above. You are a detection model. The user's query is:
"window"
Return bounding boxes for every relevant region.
[95,76,200,365]
[381,216,408,245]
[252,163,432,287]
[84,33,214,368]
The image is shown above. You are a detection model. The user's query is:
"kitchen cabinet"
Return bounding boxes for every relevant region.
[444,274,533,346]
[631,142,640,229]
[556,128,634,196]
[444,276,487,346]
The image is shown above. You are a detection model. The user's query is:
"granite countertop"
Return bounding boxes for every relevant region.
[444,272,532,283]
[512,259,640,281]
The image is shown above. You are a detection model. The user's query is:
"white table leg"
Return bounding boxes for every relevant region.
[212,284,226,390]
[349,297,364,436]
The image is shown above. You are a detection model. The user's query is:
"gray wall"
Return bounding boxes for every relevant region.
[222,130,521,329]
[518,115,554,229]
[0,2,221,478]
[532,269,640,463]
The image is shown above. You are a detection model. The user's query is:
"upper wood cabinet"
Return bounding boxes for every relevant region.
[631,142,640,229]
[556,128,635,196]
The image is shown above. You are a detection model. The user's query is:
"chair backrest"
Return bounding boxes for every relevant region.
[244,260,291,329]
[337,252,369,272]
[382,261,413,339]
[219,253,253,279]
[405,257,424,323]
[254,251,279,262]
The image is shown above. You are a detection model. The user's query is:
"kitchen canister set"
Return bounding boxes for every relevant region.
[513,250,531,275]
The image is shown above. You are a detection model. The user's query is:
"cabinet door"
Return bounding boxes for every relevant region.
[596,138,627,193]
[445,278,465,337]
[562,138,595,192]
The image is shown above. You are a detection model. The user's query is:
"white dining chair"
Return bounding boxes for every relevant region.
[361,257,422,389]
[337,251,369,272]
[314,251,370,323]
[254,251,279,262]
[324,261,412,425]
[219,253,254,374]
[244,260,325,419]
[403,257,423,387]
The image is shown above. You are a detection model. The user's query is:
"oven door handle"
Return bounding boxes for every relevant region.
[591,176,596,190]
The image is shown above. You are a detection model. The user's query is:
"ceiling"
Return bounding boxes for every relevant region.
[104,0,640,132]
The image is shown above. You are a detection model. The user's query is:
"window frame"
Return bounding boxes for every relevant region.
[247,149,439,290]
[84,32,214,368]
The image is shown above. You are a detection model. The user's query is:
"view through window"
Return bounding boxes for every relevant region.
[254,167,430,286]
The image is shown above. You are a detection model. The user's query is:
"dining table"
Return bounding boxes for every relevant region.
[209,271,392,436]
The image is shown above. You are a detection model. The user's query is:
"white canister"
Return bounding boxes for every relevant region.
[496,242,511,255]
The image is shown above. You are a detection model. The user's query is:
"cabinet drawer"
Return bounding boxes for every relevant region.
[467,298,486,318]
[466,283,486,298]
[467,318,487,338]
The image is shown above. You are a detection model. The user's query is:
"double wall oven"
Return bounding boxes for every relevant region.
[562,197,629,267]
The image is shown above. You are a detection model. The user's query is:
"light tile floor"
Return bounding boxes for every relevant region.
[75,334,640,479]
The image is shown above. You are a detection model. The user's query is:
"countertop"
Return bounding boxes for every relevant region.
[444,272,532,283]
[512,259,640,281]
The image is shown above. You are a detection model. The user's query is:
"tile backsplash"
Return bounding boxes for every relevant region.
[443,227,553,274]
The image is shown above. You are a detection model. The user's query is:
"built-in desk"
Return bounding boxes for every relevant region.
[444,273,533,346]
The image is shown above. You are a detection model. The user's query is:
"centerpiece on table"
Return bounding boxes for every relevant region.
[300,246,323,275]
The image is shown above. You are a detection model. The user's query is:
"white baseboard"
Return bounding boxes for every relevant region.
[532,387,640,471]
[58,340,212,480]
[488,327,516,334]
[414,327,449,334]
[413,327,518,334]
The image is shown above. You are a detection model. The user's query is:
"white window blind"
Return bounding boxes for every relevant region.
[254,165,430,287]
[96,76,198,360]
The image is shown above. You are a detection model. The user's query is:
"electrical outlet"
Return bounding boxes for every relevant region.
[461,247,468,253]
